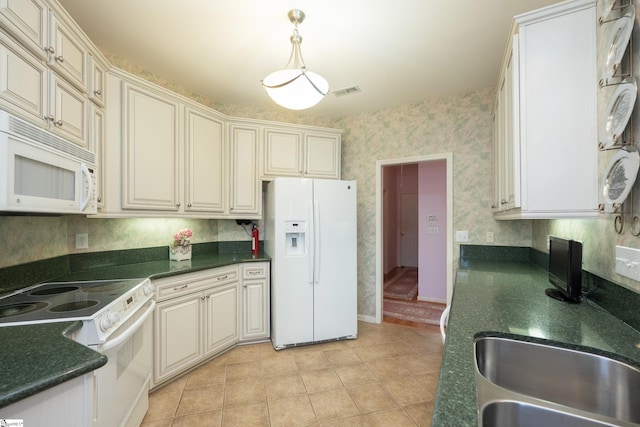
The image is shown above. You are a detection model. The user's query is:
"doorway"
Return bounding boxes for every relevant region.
[375,153,453,323]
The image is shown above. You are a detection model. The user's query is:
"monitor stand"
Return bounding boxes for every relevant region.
[545,288,577,303]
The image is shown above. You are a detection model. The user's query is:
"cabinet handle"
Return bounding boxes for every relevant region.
[173,284,188,291]
[94,89,102,96]
[248,271,259,275]
[217,275,228,281]
[55,55,64,63]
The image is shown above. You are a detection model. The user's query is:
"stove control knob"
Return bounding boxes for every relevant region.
[143,283,155,297]
[100,312,121,331]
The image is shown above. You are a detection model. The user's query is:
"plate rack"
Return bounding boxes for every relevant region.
[597,0,640,234]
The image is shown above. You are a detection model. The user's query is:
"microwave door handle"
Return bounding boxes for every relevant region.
[80,163,92,210]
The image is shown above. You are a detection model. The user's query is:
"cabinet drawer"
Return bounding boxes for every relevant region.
[242,262,268,279]
[154,266,238,301]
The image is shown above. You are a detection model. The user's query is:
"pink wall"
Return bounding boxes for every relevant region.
[383,168,398,274]
[418,160,447,302]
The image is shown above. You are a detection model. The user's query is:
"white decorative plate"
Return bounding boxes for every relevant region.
[599,78,637,149]
[602,146,640,207]
[602,6,635,81]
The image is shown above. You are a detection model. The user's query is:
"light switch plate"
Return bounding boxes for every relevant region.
[615,246,640,282]
[455,230,469,242]
[75,233,89,249]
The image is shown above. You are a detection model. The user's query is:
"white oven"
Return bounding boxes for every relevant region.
[91,299,155,427]
[0,278,156,427]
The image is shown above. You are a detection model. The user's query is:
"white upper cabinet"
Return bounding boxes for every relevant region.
[47,10,87,91]
[0,31,47,121]
[304,132,341,179]
[263,128,302,177]
[262,127,342,180]
[493,0,598,219]
[229,122,261,217]
[122,80,180,211]
[0,0,48,60]
[185,105,227,214]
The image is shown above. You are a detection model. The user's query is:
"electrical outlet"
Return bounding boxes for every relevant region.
[486,231,494,243]
[75,233,89,249]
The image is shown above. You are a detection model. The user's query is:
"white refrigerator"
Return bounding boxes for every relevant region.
[265,177,358,350]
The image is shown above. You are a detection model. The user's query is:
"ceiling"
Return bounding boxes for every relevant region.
[57,0,562,118]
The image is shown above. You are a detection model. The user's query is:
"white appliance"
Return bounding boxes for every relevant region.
[0,111,97,214]
[265,177,358,350]
[0,278,155,427]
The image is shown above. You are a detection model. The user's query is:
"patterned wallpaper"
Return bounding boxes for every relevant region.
[0,50,556,319]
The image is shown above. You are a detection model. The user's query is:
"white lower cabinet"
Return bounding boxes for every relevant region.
[240,262,270,342]
[152,262,270,386]
[153,266,239,386]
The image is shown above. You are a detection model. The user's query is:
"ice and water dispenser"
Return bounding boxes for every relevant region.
[285,221,306,256]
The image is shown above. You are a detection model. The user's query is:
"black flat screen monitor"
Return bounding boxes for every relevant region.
[546,236,582,303]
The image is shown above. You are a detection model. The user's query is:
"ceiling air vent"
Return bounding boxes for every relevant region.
[332,86,361,97]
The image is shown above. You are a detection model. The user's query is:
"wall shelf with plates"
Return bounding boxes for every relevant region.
[598,0,640,235]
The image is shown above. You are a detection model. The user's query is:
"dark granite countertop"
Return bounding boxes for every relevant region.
[432,259,640,426]
[0,248,270,409]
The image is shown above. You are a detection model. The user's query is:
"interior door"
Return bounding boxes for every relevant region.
[399,193,418,267]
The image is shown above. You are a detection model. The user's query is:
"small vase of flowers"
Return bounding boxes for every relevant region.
[169,228,193,261]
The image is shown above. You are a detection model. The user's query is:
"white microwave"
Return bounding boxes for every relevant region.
[0,111,97,215]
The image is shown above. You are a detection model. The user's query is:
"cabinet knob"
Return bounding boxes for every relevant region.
[500,199,507,205]
[187,203,192,207]
[200,295,206,300]
[94,89,102,96]
[45,115,54,122]
[243,284,247,288]
[54,120,63,127]
[55,55,64,63]
[176,202,181,207]
[46,46,55,54]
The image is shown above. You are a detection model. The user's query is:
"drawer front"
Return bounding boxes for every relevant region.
[242,262,268,280]
[154,266,238,301]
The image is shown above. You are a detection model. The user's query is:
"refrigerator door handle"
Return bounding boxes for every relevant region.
[314,201,320,284]
[308,201,314,284]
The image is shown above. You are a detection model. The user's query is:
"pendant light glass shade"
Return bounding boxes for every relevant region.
[262,68,329,110]
[262,10,328,110]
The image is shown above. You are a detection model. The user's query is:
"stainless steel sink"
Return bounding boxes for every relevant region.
[482,401,616,427]
[474,335,640,426]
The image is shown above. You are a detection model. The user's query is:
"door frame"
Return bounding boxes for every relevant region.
[375,153,453,323]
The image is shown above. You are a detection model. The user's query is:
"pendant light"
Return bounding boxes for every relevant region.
[261,9,329,110]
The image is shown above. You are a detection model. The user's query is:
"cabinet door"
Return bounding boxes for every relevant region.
[241,278,269,341]
[204,282,238,356]
[155,293,203,384]
[91,104,104,207]
[229,123,260,216]
[49,72,88,148]
[48,11,87,91]
[304,133,341,179]
[263,128,302,177]
[0,0,47,60]
[87,54,105,107]
[0,32,47,124]
[185,107,226,213]
[122,82,180,210]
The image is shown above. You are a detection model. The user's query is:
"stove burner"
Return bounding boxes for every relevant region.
[0,302,48,318]
[50,300,99,313]
[29,286,81,296]
[82,281,128,294]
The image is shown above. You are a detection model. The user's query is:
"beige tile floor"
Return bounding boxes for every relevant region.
[141,321,443,426]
